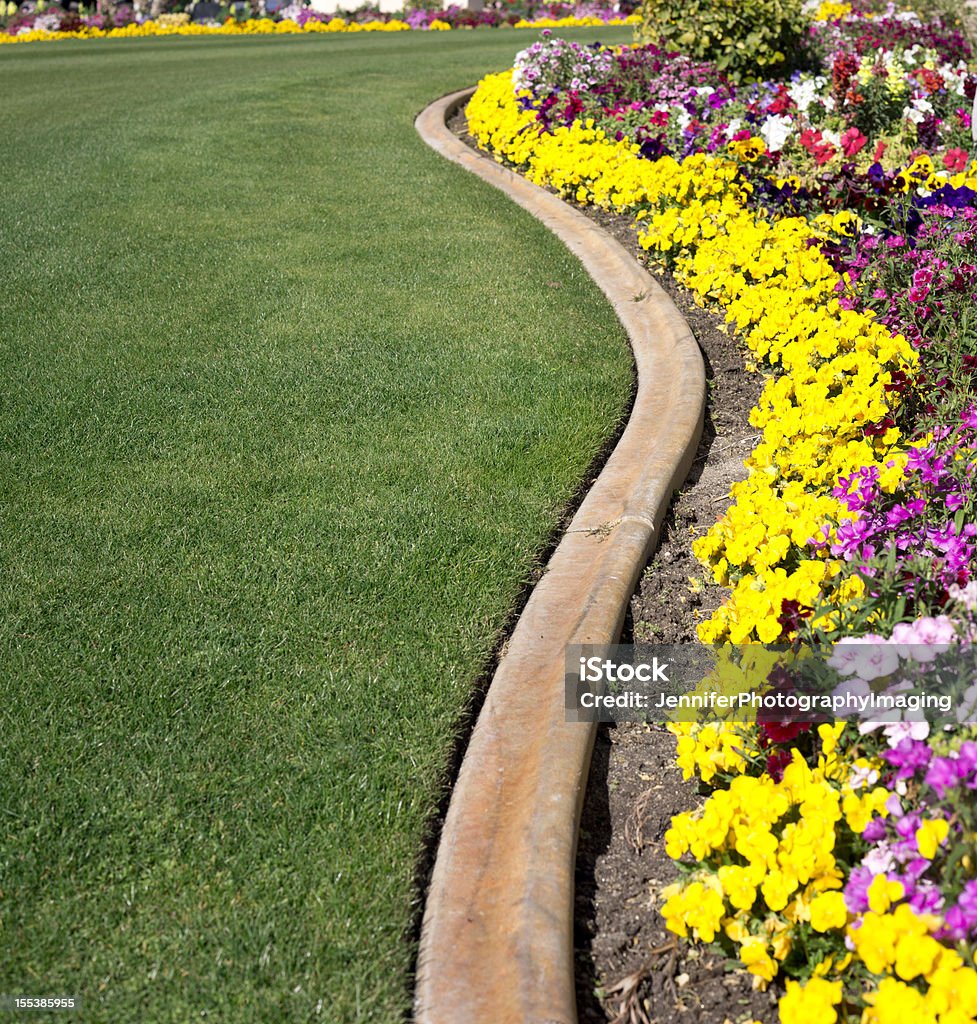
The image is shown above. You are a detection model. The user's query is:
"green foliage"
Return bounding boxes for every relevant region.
[635,0,808,83]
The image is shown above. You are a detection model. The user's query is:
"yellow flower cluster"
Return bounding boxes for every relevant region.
[0,12,637,46]
[671,720,756,783]
[661,741,889,989]
[668,716,977,1023]
[812,0,852,20]
[512,13,639,27]
[636,169,916,643]
[893,154,977,194]
[467,68,917,643]
[780,977,844,1024]
[467,72,750,216]
[0,15,411,44]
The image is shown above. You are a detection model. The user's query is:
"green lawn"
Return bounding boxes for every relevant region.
[0,26,632,1023]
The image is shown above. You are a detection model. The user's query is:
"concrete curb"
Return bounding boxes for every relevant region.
[413,88,705,1024]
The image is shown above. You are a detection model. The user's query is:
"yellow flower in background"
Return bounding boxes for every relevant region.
[779,977,843,1024]
[916,818,950,860]
[862,977,931,1024]
[813,0,851,20]
[741,936,778,985]
[867,875,904,915]
[809,891,848,932]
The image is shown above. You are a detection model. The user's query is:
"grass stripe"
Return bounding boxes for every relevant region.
[1,27,632,1022]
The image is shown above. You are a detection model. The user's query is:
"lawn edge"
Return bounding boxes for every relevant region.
[413,88,705,1024]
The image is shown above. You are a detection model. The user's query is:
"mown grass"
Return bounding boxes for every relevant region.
[0,25,633,1023]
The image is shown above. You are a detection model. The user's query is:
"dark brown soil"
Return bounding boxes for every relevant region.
[451,104,776,1023]
[572,209,773,1024]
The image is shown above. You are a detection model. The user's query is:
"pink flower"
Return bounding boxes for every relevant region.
[889,616,957,662]
[913,268,934,287]
[829,636,899,680]
[841,127,868,157]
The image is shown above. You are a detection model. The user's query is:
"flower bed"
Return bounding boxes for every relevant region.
[467,5,977,1020]
[0,0,637,45]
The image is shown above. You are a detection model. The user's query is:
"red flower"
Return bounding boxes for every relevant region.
[814,143,837,166]
[799,128,822,150]
[863,416,895,438]
[799,128,837,166]
[768,84,795,116]
[883,369,911,393]
[913,67,945,95]
[832,52,859,100]
[765,748,794,781]
[761,718,810,746]
[943,147,969,173]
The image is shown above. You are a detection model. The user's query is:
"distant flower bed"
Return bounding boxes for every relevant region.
[467,3,977,1020]
[0,0,637,44]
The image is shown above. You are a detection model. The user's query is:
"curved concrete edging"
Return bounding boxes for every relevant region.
[413,88,705,1024]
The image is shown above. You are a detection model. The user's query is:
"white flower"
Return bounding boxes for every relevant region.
[847,761,880,790]
[882,719,930,745]
[760,114,794,153]
[905,97,934,125]
[863,842,896,875]
[949,581,977,611]
[788,76,825,114]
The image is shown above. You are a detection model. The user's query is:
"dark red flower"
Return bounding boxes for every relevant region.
[765,748,794,782]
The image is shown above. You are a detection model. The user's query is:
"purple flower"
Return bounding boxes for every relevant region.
[844,866,875,914]
[884,738,933,779]
[925,756,965,798]
[906,879,944,915]
[894,810,923,840]
[937,904,973,942]
[864,819,889,846]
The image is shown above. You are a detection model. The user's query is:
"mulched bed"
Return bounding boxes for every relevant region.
[449,103,778,1023]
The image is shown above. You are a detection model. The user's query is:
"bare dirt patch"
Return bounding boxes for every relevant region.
[572,209,774,1024]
